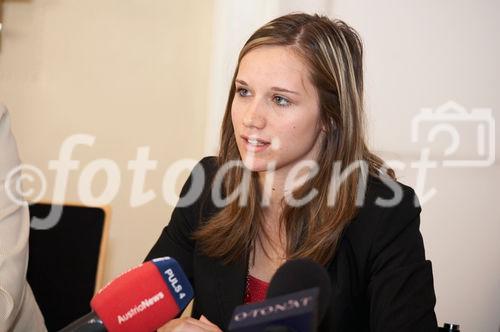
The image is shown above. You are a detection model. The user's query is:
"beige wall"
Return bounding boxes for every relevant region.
[0,0,214,282]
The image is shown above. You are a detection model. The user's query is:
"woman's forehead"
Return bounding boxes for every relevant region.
[237,45,314,95]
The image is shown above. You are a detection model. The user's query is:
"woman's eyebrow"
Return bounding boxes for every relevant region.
[270,86,300,95]
[235,79,300,95]
[235,79,248,86]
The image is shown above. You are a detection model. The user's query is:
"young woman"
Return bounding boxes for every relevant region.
[148,13,438,332]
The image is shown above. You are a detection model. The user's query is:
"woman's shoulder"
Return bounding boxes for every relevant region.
[343,174,423,252]
[195,155,219,178]
[364,174,420,212]
[198,155,218,168]
[181,156,220,218]
[179,156,218,197]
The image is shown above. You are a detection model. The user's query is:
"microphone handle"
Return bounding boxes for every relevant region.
[264,326,297,332]
[58,311,107,332]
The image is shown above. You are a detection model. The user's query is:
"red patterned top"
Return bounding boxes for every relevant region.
[244,274,270,303]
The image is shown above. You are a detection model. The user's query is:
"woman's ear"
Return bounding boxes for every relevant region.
[322,118,335,132]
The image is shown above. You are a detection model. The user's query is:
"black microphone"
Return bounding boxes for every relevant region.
[58,312,106,332]
[266,258,332,324]
[228,258,332,332]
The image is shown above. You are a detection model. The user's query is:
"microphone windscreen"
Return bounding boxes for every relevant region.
[267,258,331,321]
[228,288,319,332]
[90,257,193,332]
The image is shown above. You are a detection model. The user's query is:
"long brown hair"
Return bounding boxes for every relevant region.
[194,13,394,265]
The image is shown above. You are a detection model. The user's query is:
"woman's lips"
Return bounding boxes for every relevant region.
[241,135,271,152]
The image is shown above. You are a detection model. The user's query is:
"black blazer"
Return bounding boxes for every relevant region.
[145,156,438,331]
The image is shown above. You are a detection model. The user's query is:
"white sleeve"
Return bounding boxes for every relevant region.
[0,105,46,332]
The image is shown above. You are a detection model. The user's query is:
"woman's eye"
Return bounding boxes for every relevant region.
[237,88,250,97]
[273,95,291,107]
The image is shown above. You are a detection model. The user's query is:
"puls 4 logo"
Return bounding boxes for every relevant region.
[165,268,187,300]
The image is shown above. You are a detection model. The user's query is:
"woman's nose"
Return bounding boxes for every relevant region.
[242,100,266,129]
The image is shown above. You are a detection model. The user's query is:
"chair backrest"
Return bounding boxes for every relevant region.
[27,203,110,331]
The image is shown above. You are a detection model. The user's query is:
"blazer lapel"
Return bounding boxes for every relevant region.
[214,255,248,327]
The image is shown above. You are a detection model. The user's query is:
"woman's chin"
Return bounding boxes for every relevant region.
[241,158,271,173]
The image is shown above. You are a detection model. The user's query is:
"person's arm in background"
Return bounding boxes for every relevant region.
[0,105,47,332]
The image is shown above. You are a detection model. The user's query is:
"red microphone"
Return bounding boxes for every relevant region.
[60,257,193,332]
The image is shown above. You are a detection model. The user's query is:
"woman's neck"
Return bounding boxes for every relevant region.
[257,166,312,213]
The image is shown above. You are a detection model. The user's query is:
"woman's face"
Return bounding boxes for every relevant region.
[231,45,324,176]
